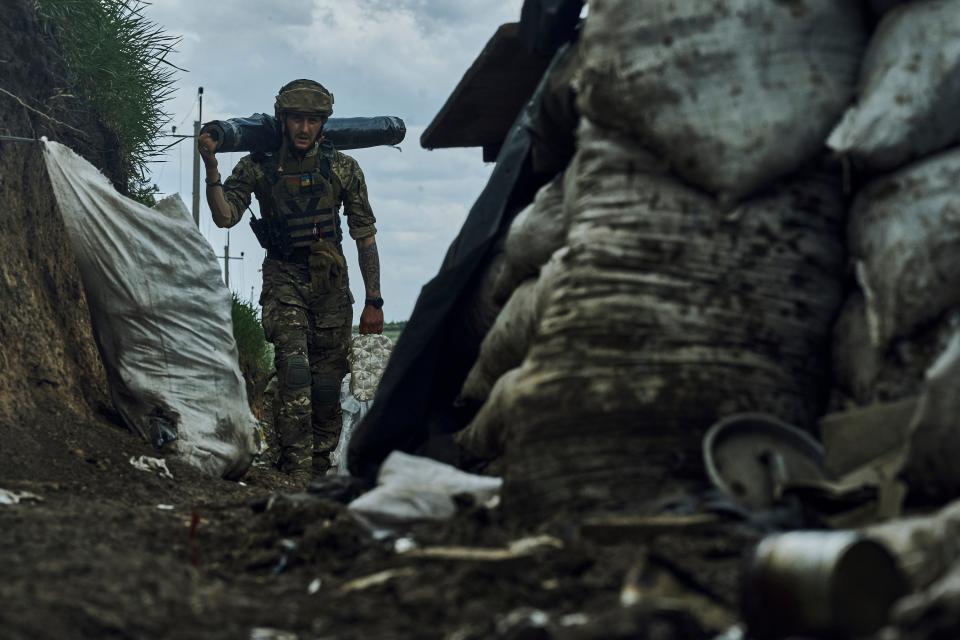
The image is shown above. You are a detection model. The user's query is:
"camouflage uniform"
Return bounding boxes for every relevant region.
[221,141,376,477]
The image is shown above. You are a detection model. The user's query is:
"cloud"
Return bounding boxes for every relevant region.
[144,0,521,320]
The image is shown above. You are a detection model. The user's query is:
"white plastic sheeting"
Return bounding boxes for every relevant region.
[348,451,502,533]
[330,374,368,475]
[43,141,256,479]
[330,334,393,474]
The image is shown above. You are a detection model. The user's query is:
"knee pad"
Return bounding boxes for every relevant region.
[282,354,311,390]
[312,374,340,412]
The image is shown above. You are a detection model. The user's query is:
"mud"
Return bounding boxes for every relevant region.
[0,404,755,640]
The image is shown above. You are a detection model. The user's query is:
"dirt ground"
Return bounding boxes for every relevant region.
[0,401,756,640]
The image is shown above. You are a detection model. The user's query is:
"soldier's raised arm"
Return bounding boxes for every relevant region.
[198,133,251,228]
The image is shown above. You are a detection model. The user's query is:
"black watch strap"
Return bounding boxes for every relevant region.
[365,296,384,310]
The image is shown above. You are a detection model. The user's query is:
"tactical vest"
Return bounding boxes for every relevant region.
[253,141,343,249]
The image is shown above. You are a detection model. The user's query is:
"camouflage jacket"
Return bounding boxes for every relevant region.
[221,142,377,240]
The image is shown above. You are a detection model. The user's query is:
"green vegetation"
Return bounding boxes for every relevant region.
[35,0,179,199]
[383,320,406,342]
[231,293,272,386]
[354,320,407,342]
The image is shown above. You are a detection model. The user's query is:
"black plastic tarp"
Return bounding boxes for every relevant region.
[347,12,582,478]
[520,0,584,55]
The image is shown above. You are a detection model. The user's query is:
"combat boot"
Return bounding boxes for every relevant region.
[278,444,313,485]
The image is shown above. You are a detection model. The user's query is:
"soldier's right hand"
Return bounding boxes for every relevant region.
[198,132,218,165]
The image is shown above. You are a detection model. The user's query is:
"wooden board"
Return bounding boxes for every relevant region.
[421,23,553,151]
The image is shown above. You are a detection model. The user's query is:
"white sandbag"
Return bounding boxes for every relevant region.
[848,147,960,350]
[460,247,569,405]
[330,335,393,474]
[348,334,393,402]
[828,0,960,175]
[493,174,567,302]
[348,451,502,532]
[575,0,865,200]
[42,141,256,479]
[460,280,538,405]
[498,122,846,519]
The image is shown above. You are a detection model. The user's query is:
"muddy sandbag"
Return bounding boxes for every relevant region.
[497,122,846,520]
[494,175,567,303]
[902,330,960,501]
[461,248,569,405]
[868,498,960,590]
[43,142,256,479]
[574,0,865,200]
[461,247,507,345]
[849,147,960,350]
[828,0,960,175]
[456,366,528,461]
[892,557,960,640]
[832,291,959,407]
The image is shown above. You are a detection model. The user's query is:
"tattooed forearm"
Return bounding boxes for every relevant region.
[357,237,381,297]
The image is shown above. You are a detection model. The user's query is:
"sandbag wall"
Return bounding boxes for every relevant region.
[830,0,960,408]
[454,0,880,520]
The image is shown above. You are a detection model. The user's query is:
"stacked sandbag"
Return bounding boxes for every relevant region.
[486,122,846,517]
[461,247,507,345]
[832,147,960,408]
[493,175,568,303]
[832,293,959,407]
[828,0,960,175]
[459,248,569,407]
[574,0,865,200]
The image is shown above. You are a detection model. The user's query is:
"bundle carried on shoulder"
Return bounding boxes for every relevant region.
[575,0,865,200]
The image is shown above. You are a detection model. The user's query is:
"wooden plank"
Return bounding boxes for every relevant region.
[421,23,553,150]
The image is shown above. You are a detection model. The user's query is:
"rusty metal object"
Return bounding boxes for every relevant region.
[743,531,907,638]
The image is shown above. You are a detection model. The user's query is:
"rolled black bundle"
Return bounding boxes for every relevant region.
[202,113,406,152]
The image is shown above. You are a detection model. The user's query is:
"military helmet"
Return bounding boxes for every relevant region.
[274,79,334,119]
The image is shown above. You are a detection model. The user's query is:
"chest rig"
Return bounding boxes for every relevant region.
[252,141,343,252]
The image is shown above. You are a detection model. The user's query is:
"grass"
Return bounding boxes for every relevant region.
[34,0,179,199]
[353,320,406,342]
[231,293,272,390]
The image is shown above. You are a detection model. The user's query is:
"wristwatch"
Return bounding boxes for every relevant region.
[365,296,384,310]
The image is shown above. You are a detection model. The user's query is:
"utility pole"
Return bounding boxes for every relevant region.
[191,86,204,227]
[218,231,244,288]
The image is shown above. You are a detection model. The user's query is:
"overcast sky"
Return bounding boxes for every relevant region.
[145,0,525,321]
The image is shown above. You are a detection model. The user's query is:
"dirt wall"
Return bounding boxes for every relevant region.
[0,0,124,479]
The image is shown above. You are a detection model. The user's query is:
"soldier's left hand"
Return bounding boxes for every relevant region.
[359,305,384,335]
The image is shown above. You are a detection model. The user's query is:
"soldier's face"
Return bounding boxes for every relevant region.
[285,113,324,151]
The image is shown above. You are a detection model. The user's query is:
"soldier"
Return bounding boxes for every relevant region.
[198,79,384,482]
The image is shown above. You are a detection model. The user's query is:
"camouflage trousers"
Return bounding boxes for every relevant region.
[261,257,352,477]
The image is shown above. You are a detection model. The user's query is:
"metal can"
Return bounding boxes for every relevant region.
[743,530,907,638]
